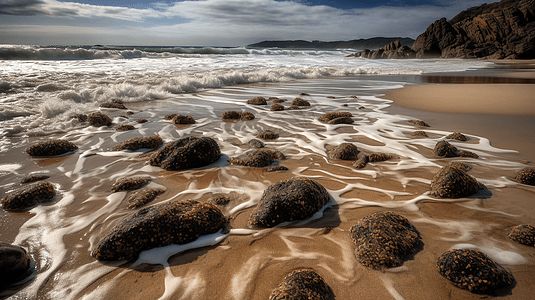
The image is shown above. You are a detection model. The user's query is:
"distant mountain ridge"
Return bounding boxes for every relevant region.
[247,37,415,50]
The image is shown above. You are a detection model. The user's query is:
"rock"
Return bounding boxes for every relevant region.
[271,104,285,111]
[411,131,428,137]
[164,114,177,120]
[458,150,479,158]
[248,139,265,148]
[257,130,279,140]
[353,155,369,169]
[368,153,393,162]
[91,199,226,261]
[127,189,164,209]
[247,97,267,105]
[72,114,88,122]
[110,136,163,151]
[433,140,458,158]
[149,136,221,171]
[300,92,310,96]
[508,224,535,246]
[172,115,195,125]
[436,249,514,293]
[248,177,330,228]
[263,149,286,160]
[126,111,135,115]
[413,0,535,59]
[430,165,480,198]
[349,211,421,269]
[136,119,148,123]
[273,98,286,104]
[291,98,310,106]
[318,112,352,123]
[222,111,241,121]
[116,124,135,131]
[408,119,429,127]
[209,196,231,206]
[21,174,50,184]
[328,143,359,160]
[266,166,289,172]
[514,167,535,185]
[111,178,148,193]
[447,132,468,141]
[269,269,334,300]
[240,112,255,121]
[1,182,55,211]
[228,149,275,167]
[100,100,126,109]
[25,139,77,156]
[450,161,472,172]
[88,112,112,127]
[0,242,31,287]
[268,97,281,101]
[328,117,353,125]
[348,40,416,59]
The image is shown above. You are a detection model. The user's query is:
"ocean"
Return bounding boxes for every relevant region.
[1,45,533,299]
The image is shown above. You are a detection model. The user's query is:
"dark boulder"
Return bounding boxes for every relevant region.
[248,177,330,228]
[447,132,468,141]
[271,104,285,111]
[25,139,77,156]
[266,166,289,172]
[269,269,334,300]
[328,117,353,125]
[240,112,255,121]
[411,131,428,137]
[318,112,353,123]
[408,119,429,127]
[458,150,479,158]
[0,242,31,287]
[136,119,148,123]
[328,143,359,160]
[221,111,241,121]
[507,224,535,246]
[228,149,274,167]
[110,136,163,151]
[430,165,480,198]
[91,199,226,261]
[149,136,221,171]
[21,174,50,184]
[248,139,265,148]
[127,189,164,209]
[368,153,393,162]
[116,124,135,131]
[291,98,310,106]
[111,178,148,193]
[100,100,126,109]
[88,112,112,127]
[349,211,421,269]
[247,97,267,105]
[257,130,279,140]
[437,249,514,293]
[1,182,55,211]
[514,167,535,185]
[433,140,458,158]
[172,115,195,125]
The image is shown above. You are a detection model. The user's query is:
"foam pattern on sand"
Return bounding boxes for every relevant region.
[1,76,531,300]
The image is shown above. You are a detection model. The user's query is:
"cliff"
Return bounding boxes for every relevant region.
[412,0,535,59]
[247,37,415,50]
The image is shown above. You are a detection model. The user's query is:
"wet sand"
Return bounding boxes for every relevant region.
[2,63,535,300]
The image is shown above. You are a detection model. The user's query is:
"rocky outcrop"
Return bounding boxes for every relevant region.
[348,40,416,59]
[412,0,535,59]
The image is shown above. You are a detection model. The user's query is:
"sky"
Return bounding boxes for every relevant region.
[0,0,493,46]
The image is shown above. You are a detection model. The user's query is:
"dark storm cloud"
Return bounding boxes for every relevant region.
[0,0,46,15]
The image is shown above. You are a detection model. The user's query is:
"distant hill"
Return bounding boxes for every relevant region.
[247,37,415,50]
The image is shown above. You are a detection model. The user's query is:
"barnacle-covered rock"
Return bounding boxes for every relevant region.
[248,177,329,228]
[209,196,231,206]
[1,182,55,211]
[247,97,267,105]
[257,130,279,140]
[136,119,148,123]
[271,104,285,111]
[269,269,334,300]
[353,155,369,169]
[25,139,77,156]
[458,150,478,158]
[368,153,393,162]
[328,117,353,125]
[436,249,514,294]
[116,124,135,131]
[164,114,177,120]
[149,136,221,171]
[447,132,468,141]
[433,140,458,158]
[291,97,310,106]
[111,178,148,193]
[222,111,241,121]
[508,224,535,246]
[172,115,195,125]
[100,100,126,109]
[91,199,226,261]
[110,136,163,151]
[21,174,50,184]
[318,112,352,123]
[349,211,421,269]
[240,112,255,121]
[88,112,112,127]
[411,131,428,137]
[228,149,274,167]
[273,98,286,104]
[450,161,472,172]
[408,119,429,127]
[248,139,265,148]
[0,242,31,287]
[266,166,289,172]
[430,165,480,198]
[328,143,359,160]
[127,189,164,209]
[514,167,535,185]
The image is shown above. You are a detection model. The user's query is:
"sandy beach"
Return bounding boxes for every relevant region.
[2,61,535,300]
